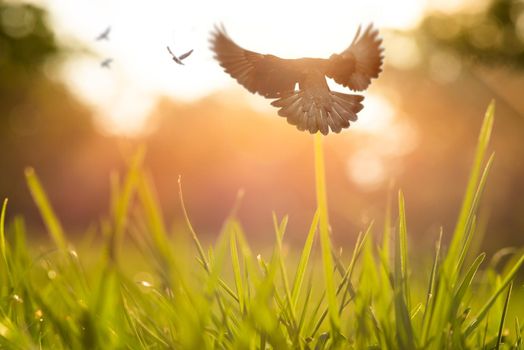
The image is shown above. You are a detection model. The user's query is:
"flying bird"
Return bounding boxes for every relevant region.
[167,46,194,65]
[210,25,384,135]
[100,58,113,68]
[96,26,111,41]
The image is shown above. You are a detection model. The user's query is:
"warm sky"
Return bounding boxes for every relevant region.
[37,0,478,135]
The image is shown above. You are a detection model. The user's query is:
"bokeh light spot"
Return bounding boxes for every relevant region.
[385,34,421,70]
[429,50,462,84]
[1,4,35,38]
[347,150,386,190]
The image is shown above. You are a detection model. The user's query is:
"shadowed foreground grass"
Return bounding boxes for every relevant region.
[1,102,524,349]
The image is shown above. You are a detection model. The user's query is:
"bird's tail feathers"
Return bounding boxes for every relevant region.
[271,90,364,135]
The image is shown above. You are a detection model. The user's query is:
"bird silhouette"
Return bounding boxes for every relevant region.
[100,58,113,68]
[96,26,111,41]
[167,46,194,65]
[210,25,384,135]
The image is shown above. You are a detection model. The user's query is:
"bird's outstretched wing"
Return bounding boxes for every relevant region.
[179,49,194,60]
[326,24,383,91]
[210,26,300,98]
[96,26,111,40]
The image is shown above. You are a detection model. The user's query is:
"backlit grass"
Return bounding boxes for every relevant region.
[1,101,523,349]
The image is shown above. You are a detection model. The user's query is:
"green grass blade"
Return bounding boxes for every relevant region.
[421,228,442,343]
[178,175,209,272]
[0,199,8,266]
[465,253,524,336]
[454,153,494,280]
[107,149,144,262]
[314,133,340,335]
[447,100,495,271]
[137,173,171,263]
[291,209,319,307]
[450,253,486,326]
[397,191,410,309]
[495,282,512,350]
[25,167,67,252]
[515,316,522,349]
[394,190,415,349]
[338,225,371,314]
[230,228,245,314]
[273,214,298,331]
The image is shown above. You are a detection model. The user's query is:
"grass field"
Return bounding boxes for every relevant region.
[1,101,523,349]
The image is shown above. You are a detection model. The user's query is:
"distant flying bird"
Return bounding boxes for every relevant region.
[96,26,111,41]
[210,25,384,135]
[100,58,113,68]
[167,46,194,65]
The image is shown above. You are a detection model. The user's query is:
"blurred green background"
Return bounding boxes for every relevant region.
[1,0,524,252]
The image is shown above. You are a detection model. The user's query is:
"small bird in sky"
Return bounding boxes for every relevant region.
[210,24,384,135]
[166,46,194,65]
[96,26,111,41]
[100,58,113,68]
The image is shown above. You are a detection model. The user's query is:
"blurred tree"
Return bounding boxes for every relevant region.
[420,0,524,67]
[0,1,111,226]
[382,0,524,251]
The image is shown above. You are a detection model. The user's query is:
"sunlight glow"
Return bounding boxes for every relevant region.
[342,93,419,190]
[58,57,157,134]
[384,34,422,70]
[352,93,395,133]
[38,0,434,135]
[347,150,386,190]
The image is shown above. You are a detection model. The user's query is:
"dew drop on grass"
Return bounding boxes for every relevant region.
[48,270,57,280]
[35,310,43,319]
[139,280,152,288]
[12,294,23,303]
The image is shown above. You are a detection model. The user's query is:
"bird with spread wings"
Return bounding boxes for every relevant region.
[210,25,383,135]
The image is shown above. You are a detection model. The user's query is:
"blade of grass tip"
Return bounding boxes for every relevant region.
[272,213,298,331]
[394,190,415,348]
[1,199,8,266]
[313,132,340,334]
[515,316,522,349]
[206,225,229,294]
[465,253,524,337]
[0,198,13,288]
[178,175,240,325]
[230,228,245,314]
[111,149,144,256]
[397,191,410,308]
[454,154,494,282]
[430,103,495,347]
[310,229,369,336]
[421,228,443,343]
[291,209,319,307]
[450,253,486,325]
[338,225,372,312]
[137,173,172,263]
[231,220,261,299]
[25,168,67,252]
[311,230,369,336]
[446,100,495,273]
[482,312,490,349]
[495,282,512,350]
[178,175,209,272]
[298,273,314,336]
